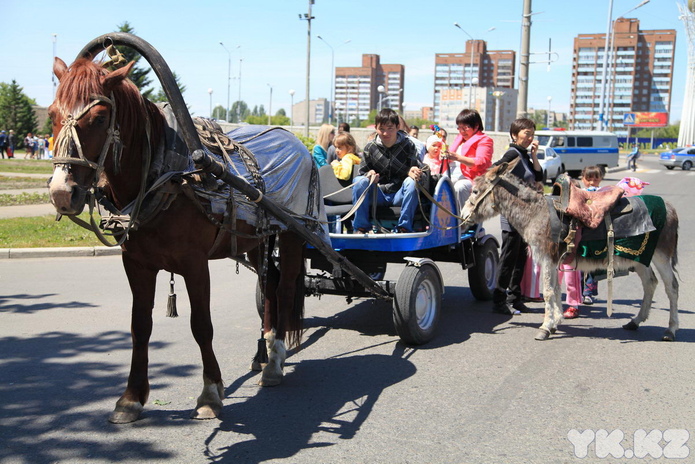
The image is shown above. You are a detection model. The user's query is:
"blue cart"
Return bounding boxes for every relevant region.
[304,173,499,345]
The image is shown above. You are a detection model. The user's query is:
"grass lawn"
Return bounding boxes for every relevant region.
[0,213,106,248]
[0,158,53,174]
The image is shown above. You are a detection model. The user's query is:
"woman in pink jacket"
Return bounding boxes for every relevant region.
[445,109,494,211]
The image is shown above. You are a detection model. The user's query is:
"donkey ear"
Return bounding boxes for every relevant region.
[491,162,509,177]
[53,57,68,81]
[101,61,135,92]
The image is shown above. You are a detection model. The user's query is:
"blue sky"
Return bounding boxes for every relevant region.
[0,0,688,125]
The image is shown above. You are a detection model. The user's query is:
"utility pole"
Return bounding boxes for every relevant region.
[300,0,315,137]
[517,0,532,118]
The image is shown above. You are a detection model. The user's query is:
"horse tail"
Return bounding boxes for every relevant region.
[285,255,306,350]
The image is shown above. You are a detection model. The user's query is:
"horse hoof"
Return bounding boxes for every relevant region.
[190,404,221,420]
[258,374,282,387]
[662,330,676,342]
[249,360,266,372]
[534,329,551,341]
[108,402,143,424]
[623,321,639,331]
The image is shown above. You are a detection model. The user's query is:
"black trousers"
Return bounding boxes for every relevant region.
[493,227,528,304]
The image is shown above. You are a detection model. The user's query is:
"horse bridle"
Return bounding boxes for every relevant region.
[51,92,151,247]
[461,174,500,224]
[52,93,123,184]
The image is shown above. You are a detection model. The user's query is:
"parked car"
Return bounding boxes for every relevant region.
[659,147,695,170]
[537,146,564,183]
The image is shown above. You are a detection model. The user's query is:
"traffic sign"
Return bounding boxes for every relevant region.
[623,113,636,125]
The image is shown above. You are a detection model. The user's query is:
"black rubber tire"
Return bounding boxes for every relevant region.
[393,264,442,345]
[468,239,499,301]
[683,160,692,171]
[666,166,675,170]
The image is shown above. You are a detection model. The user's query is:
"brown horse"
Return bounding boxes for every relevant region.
[461,160,680,342]
[48,57,315,423]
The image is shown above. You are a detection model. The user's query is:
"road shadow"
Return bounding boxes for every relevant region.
[303,284,512,350]
[0,293,98,314]
[0,330,183,463]
[203,352,416,463]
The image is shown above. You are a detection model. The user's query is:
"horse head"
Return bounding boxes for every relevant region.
[48,57,137,215]
[461,160,519,225]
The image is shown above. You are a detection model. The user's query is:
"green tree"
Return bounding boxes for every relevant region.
[149,71,188,109]
[212,105,226,120]
[0,80,37,144]
[405,117,436,130]
[115,22,153,99]
[230,100,250,123]
[636,123,679,139]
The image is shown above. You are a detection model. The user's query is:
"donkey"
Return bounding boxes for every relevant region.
[461,160,680,341]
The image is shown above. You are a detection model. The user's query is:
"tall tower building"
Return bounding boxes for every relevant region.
[569,18,676,136]
[433,40,515,122]
[334,54,404,125]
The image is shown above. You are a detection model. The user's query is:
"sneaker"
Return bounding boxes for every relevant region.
[583,295,594,305]
[563,306,580,319]
[492,302,514,315]
[354,228,370,235]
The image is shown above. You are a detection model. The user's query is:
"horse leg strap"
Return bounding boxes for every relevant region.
[606,214,615,317]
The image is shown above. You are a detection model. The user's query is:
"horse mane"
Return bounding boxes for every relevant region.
[54,58,164,171]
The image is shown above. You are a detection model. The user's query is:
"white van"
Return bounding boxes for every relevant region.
[535,130,619,175]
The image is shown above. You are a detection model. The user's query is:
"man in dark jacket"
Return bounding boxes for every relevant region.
[352,109,423,233]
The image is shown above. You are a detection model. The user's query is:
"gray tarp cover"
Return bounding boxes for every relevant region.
[222,125,330,245]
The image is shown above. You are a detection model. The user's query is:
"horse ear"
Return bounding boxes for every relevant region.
[101,61,136,92]
[53,57,68,81]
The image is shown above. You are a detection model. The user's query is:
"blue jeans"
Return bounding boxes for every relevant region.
[352,175,419,232]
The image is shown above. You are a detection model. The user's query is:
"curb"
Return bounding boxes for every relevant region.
[0,246,121,259]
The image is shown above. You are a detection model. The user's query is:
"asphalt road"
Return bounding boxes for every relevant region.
[2,156,695,463]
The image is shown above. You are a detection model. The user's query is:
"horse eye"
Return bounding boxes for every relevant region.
[94,115,107,126]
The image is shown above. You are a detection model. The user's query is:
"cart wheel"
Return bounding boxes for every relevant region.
[393,264,441,345]
[255,280,265,320]
[468,239,499,301]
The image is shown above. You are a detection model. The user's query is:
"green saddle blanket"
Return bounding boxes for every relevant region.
[577,195,666,267]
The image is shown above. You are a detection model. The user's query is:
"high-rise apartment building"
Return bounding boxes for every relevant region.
[433,40,516,122]
[334,54,404,124]
[569,18,676,135]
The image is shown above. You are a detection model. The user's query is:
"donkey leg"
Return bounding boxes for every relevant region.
[623,264,658,333]
[536,261,561,340]
[109,258,157,424]
[184,264,224,419]
[652,253,680,341]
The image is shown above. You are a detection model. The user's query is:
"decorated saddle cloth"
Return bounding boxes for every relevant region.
[214,125,329,245]
[577,195,666,267]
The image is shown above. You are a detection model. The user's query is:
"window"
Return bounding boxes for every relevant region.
[576,137,593,147]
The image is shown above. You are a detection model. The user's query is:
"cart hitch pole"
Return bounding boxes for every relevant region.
[192,149,391,300]
[77,33,389,300]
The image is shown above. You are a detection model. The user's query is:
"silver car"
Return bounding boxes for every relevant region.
[659,147,695,170]
[537,146,564,184]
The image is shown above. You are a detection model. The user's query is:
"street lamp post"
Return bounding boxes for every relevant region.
[299,0,314,137]
[547,95,552,127]
[289,89,296,132]
[267,84,273,125]
[598,0,650,131]
[208,88,213,118]
[52,34,58,100]
[219,42,233,122]
[317,36,351,125]
[492,91,505,132]
[454,24,495,110]
[377,85,386,111]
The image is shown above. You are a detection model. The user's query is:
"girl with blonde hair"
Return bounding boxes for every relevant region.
[312,124,335,167]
